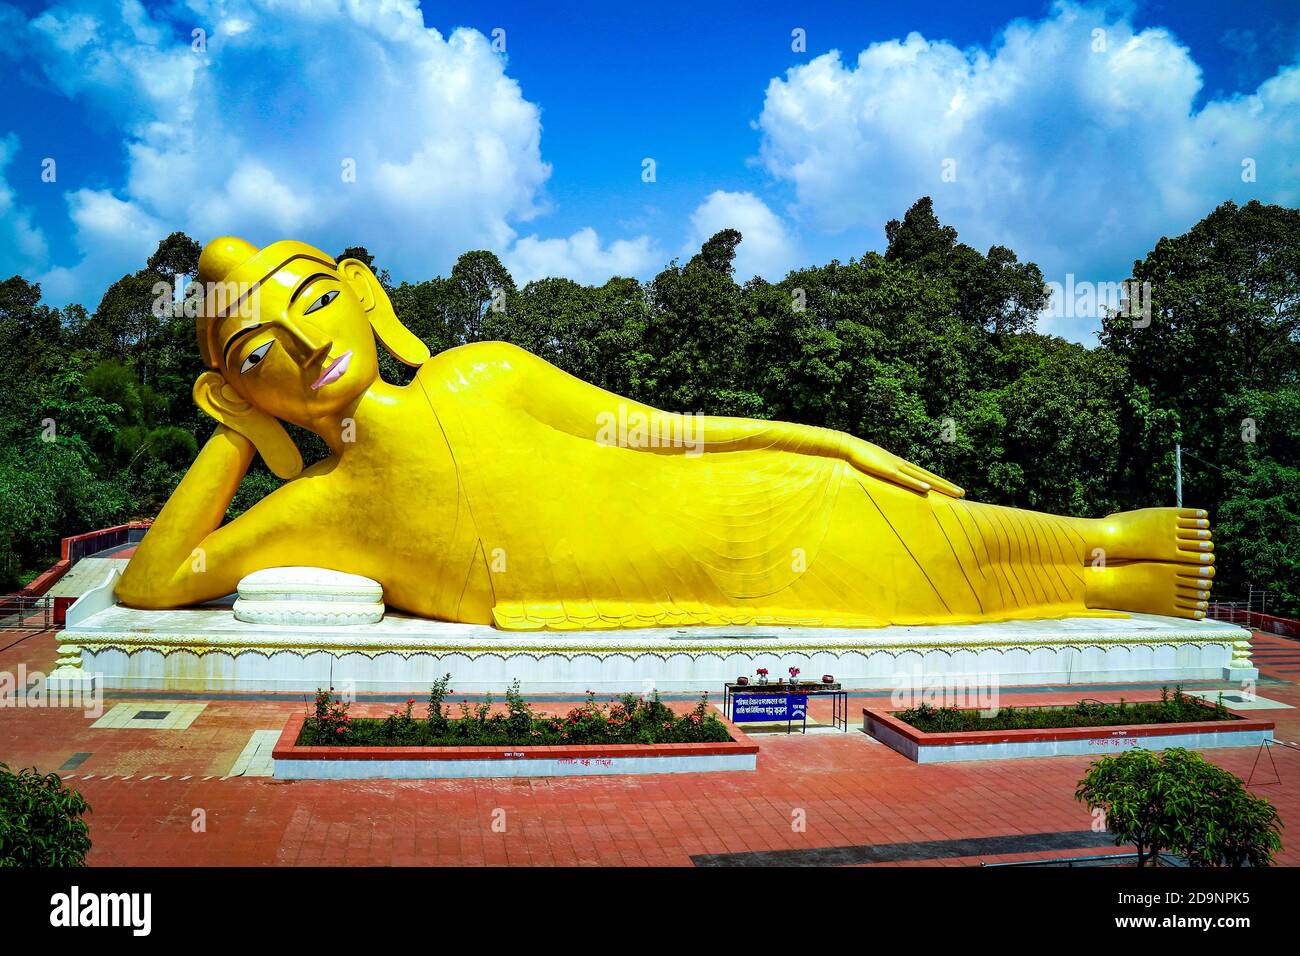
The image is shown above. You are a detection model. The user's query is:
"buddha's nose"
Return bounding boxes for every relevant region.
[280,316,332,368]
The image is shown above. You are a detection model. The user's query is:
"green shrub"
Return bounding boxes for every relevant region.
[427,672,452,735]
[1076,747,1283,867]
[299,683,732,747]
[379,699,421,744]
[897,685,1230,733]
[301,687,352,744]
[0,763,92,867]
[504,679,534,738]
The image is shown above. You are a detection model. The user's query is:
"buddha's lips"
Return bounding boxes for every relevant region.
[311,350,352,390]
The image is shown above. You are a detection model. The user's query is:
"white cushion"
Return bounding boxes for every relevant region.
[234,567,384,626]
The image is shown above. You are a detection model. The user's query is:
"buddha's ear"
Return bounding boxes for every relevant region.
[337,257,431,367]
[193,371,303,480]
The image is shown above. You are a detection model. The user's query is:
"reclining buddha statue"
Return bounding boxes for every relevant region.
[115,237,1216,631]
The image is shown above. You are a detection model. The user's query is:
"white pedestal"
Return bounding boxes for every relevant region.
[60,602,1255,693]
[1223,666,1261,682]
[43,667,98,695]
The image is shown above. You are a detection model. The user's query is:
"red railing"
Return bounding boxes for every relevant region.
[1208,602,1300,640]
[16,521,150,599]
[61,521,151,564]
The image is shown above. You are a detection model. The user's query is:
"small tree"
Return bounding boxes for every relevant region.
[0,764,92,867]
[1076,748,1282,867]
[427,673,453,736]
[1180,759,1284,868]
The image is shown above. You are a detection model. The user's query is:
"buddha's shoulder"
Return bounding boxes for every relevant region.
[415,341,550,393]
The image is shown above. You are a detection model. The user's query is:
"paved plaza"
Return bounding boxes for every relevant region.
[2,628,1297,867]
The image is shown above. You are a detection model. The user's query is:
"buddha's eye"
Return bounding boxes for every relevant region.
[304,288,340,315]
[240,340,274,374]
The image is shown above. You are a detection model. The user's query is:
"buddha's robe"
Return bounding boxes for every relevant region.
[414,343,1097,631]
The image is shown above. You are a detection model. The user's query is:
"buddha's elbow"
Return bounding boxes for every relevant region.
[113,580,163,610]
[114,565,183,610]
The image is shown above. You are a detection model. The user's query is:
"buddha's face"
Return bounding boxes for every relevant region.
[214,257,380,424]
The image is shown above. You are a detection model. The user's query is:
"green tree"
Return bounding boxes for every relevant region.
[1101,200,1300,608]
[634,231,765,416]
[147,231,201,282]
[885,196,1048,335]
[1076,748,1283,867]
[0,764,93,867]
[451,249,517,342]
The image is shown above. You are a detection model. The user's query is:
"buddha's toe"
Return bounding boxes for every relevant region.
[1174,566,1213,615]
[1173,507,1214,564]
[1090,506,1215,566]
[1085,560,1214,620]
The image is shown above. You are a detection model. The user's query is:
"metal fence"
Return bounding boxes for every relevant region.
[1208,602,1254,626]
[1208,588,1271,627]
[0,595,53,630]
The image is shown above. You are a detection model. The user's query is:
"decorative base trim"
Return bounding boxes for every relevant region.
[232,598,384,626]
[63,605,1255,693]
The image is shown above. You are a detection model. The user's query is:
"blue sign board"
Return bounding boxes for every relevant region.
[732,692,808,723]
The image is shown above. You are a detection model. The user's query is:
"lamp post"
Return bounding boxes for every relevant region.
[1175,442,1183,508]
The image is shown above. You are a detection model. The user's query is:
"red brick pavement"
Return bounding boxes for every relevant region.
[1252,631,1300,681]
[1,627,1297,867]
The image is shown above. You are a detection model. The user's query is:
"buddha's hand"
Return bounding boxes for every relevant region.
[837,433,965,498]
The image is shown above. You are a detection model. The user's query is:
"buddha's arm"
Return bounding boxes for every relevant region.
[688,416,965,497]
[488,342,963,498]
[116,425,259,607]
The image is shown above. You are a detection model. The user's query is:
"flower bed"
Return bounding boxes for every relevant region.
[865,692,1274,764]
[297,681,732,747]
[273,680,758,779]
[897,686,1235,733]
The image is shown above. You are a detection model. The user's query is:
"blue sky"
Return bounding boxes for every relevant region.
[1,0,1298,342]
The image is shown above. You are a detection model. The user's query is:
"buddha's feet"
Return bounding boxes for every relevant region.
[1083,507,1214,620]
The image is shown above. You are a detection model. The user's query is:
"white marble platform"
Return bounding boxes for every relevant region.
[52,568,1257,693]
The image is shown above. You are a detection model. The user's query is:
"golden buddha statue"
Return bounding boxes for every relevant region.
[115,237,1216,630]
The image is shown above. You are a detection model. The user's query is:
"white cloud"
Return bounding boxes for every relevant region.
[11,0,550,303]
[505,227,662,286]
[37,188,166,304]
[507,193,802,287]
[0,134,48,278]
[756,0,1300,337]
[682,190,799,281]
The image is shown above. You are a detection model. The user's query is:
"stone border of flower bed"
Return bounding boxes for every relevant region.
[271,713,760,779]
[863,700,1275,764]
